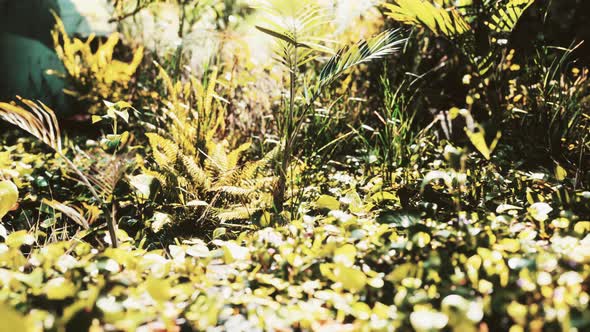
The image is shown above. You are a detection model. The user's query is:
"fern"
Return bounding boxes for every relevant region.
[50,13,143,113]
[146,133,179,168]
[145,66,279,226]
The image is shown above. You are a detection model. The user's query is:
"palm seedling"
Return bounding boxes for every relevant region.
[384,0,535,77]
[255,0,407,214]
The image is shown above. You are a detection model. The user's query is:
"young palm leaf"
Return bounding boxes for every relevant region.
[0,97,63,152]
[254,0,332,71]
[318,29,407,88]
[0,97,120,247]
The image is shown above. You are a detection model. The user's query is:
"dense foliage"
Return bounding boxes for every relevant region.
[0,0,588,331]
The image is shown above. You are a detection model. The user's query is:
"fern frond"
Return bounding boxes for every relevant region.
[146,133,179,168]
[181,155,210,189]
[204,140,231,174]
[213,185,255,198]
[0,97,63,153]
[215,206,256,222]
[142,169,168,189]
[226,142,252,170]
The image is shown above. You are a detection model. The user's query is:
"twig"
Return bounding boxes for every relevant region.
[109,0,149,23]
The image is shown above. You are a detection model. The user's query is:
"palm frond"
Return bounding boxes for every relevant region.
[318,29,407,87]
[43,199,89,229]
[255,0,332,70]
[384,0,470,38]
[485,0,534,34]
[0,97,63,153]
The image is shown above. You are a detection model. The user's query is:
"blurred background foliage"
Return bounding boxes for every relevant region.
[0,0,589,330]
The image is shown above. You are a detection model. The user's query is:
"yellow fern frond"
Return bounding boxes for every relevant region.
[146,133,179,168]
[182,155,210,189]
[215,206,255,222]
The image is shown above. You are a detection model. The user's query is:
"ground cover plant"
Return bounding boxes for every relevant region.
[0,0,589,331]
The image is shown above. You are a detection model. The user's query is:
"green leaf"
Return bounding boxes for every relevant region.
[319,29,405,87]
[0,180,18,220]
[410,309,448,331]
[146,277,171,302]
[129,174,158,201]
[528,202,552,222]
[222,241,250,262]
[151,212,172,233]
[555,163,567,181]
[255,25,309,48]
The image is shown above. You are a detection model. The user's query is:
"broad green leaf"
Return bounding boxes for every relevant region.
[465,127,502,160]
[555,163,567,181]
[528,202,552,222]
[91,115,103,123]
[151,212,172,233]
[222,242,250,262]
[129,174,157,201]
[412,232,431,248]
[410,309,448,331]
[574,221,590,234]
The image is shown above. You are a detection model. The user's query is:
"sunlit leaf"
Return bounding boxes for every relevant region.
[0,180,18,220]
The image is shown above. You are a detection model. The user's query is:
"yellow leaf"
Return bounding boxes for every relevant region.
[334,244,357,267]
[45,277,77,300]
[146,277,171,302]
[0,180,18,220]
[465,127,501,160]
[6,230,35,248]
[0,303,31,332]
[315,195,340,210]
[333,264,367,292]
[555,163,567,181]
